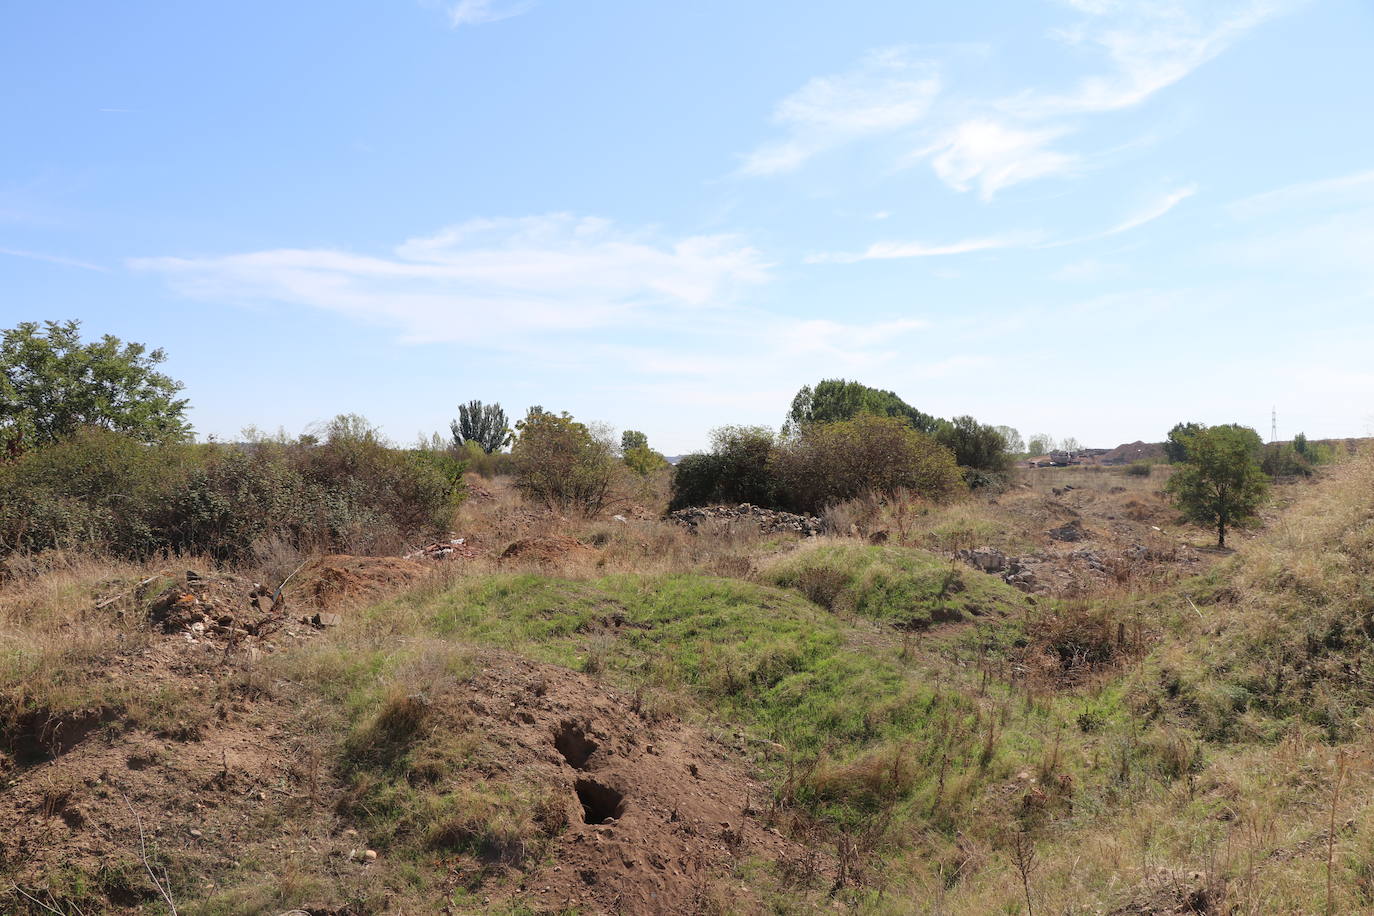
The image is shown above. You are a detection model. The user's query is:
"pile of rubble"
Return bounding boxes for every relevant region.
[955,548,1040,591]
[404,537,480,560]
[669,503,824,537]
[145,569,298,640]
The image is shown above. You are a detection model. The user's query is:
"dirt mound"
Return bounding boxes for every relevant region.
[294,554,430,608]
[459,652,818,914]
[0,634,818,915]
[1099,441,1166,465]
[500,535,596,563]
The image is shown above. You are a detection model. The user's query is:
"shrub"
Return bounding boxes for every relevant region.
[1260,443,1314,478]
[0,416,464,563]
[1125,461,1154,477]
[933,415,1012,479]
[510,409,615,515]
[459,439,515,478]
[669,426,777,511]
[771,415,963,514]
[0,427,185,557]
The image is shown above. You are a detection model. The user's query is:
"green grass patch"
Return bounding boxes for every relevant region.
[758,543,1032,628]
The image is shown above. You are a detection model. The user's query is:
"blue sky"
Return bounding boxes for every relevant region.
[3,0,1372,453]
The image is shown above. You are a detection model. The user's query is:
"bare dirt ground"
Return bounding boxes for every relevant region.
[0,553,818,915]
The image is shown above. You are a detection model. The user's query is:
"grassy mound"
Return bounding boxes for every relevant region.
[757,540,1032,628]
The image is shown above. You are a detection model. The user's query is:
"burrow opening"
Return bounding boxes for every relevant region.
[575,778,625,824]
[554,721,598,770]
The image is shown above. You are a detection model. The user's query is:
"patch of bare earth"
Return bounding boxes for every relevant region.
[460,654,816,914]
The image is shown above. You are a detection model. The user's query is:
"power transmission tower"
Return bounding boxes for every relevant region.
[1271,406,1277,444]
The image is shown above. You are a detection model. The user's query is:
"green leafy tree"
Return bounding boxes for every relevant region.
[619,430,666,477]
[934,415,1012,476]
[510,408,615,515]
[994,426,1025,455]
[1164,421,1205,464]
[1166,424,1269,548]
[785,379,937,435]
[1,319,190,455]
[450,400,511,454]
[1292,432,1309,458]
[1026,433,1055,456]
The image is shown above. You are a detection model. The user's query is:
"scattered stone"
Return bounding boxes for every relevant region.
[956,547,1012,574]
[364,849,378,862]
[308,613,342,628]
[669,504,823,537]
[1047,520,1089,542]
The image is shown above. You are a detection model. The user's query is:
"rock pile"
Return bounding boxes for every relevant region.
[669,504,824,536]
[954,548,1038,591]
[147,570,287,638]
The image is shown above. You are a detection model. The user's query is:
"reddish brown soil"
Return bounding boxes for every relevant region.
[0,566,817,915]
[295,554,431,608]
[457,654,818,915]
[500,535,596,564]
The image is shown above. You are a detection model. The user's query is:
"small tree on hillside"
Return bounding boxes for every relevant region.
[510,408,615,515]
[1027,433,1055,456]
[450,400,511,454]
[1166,424,1268,548]
[1,319,190,455]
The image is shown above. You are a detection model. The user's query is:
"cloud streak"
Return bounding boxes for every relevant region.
[130,214,769,343]
[0,247,106,271]
[740,1,1294,198]
[809,232,1040,264]
[444,0,531,28]
[738,48,941,176]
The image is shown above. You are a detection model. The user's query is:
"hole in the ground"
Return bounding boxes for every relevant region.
[575,778,625,824]
[553,721,598,770]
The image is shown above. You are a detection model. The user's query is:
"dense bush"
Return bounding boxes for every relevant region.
[1260,443,1314,478]
[771,415,964,513]
[669,426,777,511]
[0,417,465,563]
[0,427,185,557]
[671,417,963,514]
[510,409,616,515]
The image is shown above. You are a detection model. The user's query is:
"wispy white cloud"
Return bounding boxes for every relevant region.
[1103,183,1196,234]
[1229,168,1374,215]
[0,247,106,271]
[738,48,941,176]
[808,231,1040,264]
[1011,0,1297,119]
[130,215,769,343]
[777,317,928,358]
[443,0,531,28]
[1038,183,1198,247]
[923,120,1080,200]
[741,1,1293,198]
